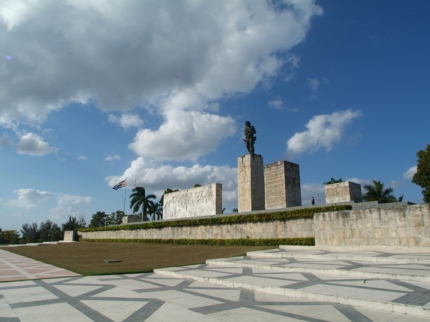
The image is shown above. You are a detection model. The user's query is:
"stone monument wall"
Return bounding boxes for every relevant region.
[238,154,265,212]
[163,183,222,220]
[325,181,362,203]
[314,204,430,247]
[80,204,430,248]
[80,217,314,240]
[122,215,140,224]
[63,230,75,242]
[265,161,301,209]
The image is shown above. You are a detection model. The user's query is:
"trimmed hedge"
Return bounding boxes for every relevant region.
[81,237,315,246]
[79,205,351,233]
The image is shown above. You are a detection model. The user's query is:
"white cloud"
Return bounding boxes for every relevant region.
[307,77,320,96]
[129,111,236,161]
[403,166,417,179]
[285,109,362,158]
[5,188,52,209]
[77,155,87,160]
[0,0,322,160]
[50,193,91,219]
[15,133,58,156]
[104,155,121,161]
[105,156,238,207]
[108,113,143,129]
[287,107,299,113]
[268,99,283,110]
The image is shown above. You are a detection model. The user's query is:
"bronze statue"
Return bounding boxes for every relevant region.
[243,121,256,154]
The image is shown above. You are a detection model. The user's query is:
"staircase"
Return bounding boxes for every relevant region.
[155,246,430,318]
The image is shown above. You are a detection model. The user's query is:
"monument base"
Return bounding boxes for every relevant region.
[238,154,265,212]
[265,160,302,209]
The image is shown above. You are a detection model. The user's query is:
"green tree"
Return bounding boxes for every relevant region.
[148,202,163,221]
[232,208,238,212]
[0,230,20,244]
[89,211,108,228]
[39,220,62,241]
[21,223,39,243]
[363,180,397,203]
[324,177,343,185]
[106,210,125,226]
[62,216,86,231]
[412,144,430,203]
[129,187,157,221]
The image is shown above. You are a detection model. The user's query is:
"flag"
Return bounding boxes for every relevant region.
[113,179,126,190]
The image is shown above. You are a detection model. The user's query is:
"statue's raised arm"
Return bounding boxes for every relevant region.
[244,121,257,154]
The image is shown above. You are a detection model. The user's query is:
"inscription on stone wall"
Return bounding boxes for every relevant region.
[163,183,222,220]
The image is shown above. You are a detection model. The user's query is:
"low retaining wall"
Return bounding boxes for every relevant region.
[314,204,430,247]
[79,204,430,248]
[80,218,314,240]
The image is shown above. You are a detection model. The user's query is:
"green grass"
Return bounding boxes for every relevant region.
[4,242,277,275]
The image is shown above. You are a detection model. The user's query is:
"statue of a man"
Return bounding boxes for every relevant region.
[244,121,256,154]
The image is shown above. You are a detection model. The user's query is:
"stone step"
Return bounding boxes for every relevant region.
[155,261,430,318]
[206,256,430,282]
[246,248,430,265]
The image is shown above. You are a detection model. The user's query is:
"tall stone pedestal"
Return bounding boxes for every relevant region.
[265,161,302,209]
[238,154,265,212]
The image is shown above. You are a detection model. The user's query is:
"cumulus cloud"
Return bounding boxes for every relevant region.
[109,114,143,129]
[268,99,284,110]
[77,155,87,160]
[50,193,91,219]
[15,133,58,156]
[129,111,236,161]
[104,155,121,161]
[1,0,322,160]
[285,109,362,158]
[403,166,417,179]
[105,156,238,207]
[5,188,52,208]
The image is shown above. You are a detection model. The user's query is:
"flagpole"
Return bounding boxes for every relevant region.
[123,183,127,214]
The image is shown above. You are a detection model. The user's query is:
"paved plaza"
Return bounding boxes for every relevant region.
[1,247,430,321]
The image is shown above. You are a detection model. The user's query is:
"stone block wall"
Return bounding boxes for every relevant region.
[79,204,430,248]
[163,183,222,220]
[63,230,75,242]
[325,181,362,203]
[80,218,314,240]
[238,154,265,212]
[265,161,301,209]
[314,204,430,247]
[122,215,140,224]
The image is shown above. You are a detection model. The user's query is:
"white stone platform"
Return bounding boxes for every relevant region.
[2,247,430,321]
[155,246,430,319]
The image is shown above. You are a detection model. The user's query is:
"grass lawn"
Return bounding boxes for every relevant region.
[4,242,273,275]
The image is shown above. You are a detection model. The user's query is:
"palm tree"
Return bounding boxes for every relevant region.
[149,202,163,221]
[129,187,157,221]
[363,180,397,203]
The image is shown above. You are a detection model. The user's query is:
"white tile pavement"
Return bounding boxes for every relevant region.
[1,246,430,321]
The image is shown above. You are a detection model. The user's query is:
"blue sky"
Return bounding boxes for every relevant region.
[1,0,429,232]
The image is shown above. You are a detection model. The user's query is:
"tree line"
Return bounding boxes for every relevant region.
[0,187,178,244]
